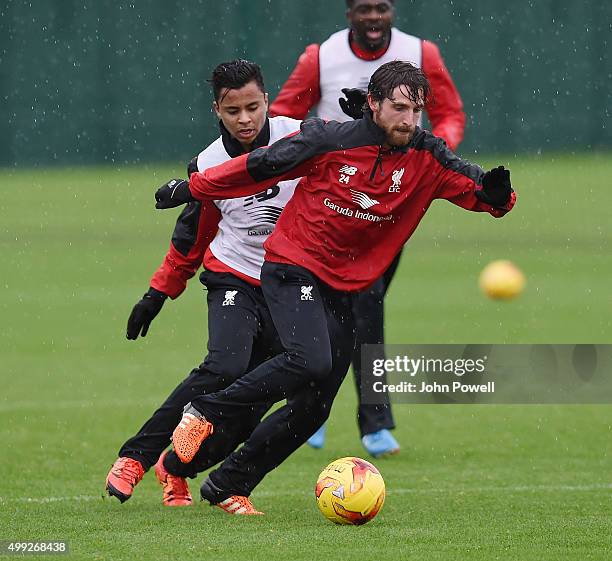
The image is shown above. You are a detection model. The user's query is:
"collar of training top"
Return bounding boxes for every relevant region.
[219,117,271,158]
[348,29,391,61]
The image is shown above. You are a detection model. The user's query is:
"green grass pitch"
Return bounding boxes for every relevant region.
[1,153,611,560]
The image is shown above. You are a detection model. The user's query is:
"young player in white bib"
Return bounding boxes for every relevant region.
[105,60,301,514]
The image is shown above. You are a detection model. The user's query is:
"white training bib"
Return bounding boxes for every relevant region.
[317,28,422,123]
[196,116,302,280]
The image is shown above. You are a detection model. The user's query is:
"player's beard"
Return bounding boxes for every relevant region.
[384,126,415,148]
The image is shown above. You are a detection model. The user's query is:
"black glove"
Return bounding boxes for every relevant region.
[475,166,513,208]
[155,178,193,209]
[126,288,168,340]
[187,156,198,177]
[339,88,367,120]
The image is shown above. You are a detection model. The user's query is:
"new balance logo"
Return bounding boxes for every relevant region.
[389,168,404,193]
[339,165,358,176]
[222,290,238,306]
[244,185,281,207]
[300,286,314,301]
[350,189,379,209]
[339,164,358,185]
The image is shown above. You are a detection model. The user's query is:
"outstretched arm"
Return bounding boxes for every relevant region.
[426,135,515,216]
[436,160,516,217]
[154,119,330,207]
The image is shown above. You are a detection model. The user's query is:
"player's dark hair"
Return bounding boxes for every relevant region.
[346,0,394,7]
[367,60,430,108]
[209,59,266,103]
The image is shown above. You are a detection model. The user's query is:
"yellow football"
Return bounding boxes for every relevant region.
[479,260,526,300]
[315,457,385,525]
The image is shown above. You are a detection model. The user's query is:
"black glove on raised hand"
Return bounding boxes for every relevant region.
[126,288,168,340]
[187,156,198,177]
[475,166,513,208]
[155,178,193,209]
[339,88,367,120]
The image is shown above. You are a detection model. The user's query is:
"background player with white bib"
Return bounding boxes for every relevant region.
[269,0,466,456]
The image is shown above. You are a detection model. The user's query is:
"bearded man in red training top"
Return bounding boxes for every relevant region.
[154,61,515,513]
[269,0,466,455]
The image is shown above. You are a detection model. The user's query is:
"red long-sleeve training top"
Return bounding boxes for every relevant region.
[187,115,515,292]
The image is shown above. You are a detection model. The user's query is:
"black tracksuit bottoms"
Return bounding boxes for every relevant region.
[350,249,402,436]
[118,271,280,473]
[166,262,356,499]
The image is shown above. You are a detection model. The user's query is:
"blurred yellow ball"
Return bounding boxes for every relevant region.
[479,260,526,300]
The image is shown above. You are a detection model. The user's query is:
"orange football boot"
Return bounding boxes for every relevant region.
[215,496,264,515]
[105,457,145,503]
[154,451,192,506]
[171,404,214,463]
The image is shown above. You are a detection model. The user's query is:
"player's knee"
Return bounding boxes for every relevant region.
[220,361,250,382]
[197,354,250,384]
[285,349,332,380]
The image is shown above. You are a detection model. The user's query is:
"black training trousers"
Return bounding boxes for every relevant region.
[350,249,402,436]
[176,262,355,498]
[119,271,280,473]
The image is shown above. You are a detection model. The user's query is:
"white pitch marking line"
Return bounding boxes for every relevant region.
[2,483,611,504]
[0,495,101,504]
[0,398,162,413]
[386,482,612,494]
